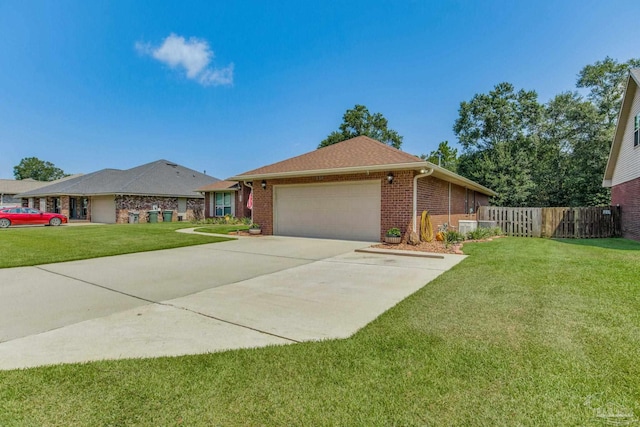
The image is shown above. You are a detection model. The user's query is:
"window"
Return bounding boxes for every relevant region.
[215,192,232,217]
[635,113,640,147]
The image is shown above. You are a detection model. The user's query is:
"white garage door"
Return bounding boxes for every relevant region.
[274,181,381,241]
[91,196,116,224]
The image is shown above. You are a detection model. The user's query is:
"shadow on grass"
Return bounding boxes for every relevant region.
[552,237,640,251]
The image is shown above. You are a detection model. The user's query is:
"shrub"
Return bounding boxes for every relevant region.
[489,226,504,236]
[443,230,466,246]
[386,227,401,237]
[467,227,491,241]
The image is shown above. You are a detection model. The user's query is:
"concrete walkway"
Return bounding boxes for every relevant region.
[0,236,465,370]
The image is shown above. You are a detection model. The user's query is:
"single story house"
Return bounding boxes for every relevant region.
[18,160,218,223]
[228,135,497,241]
[0,175,81,207]
[603,68,640,241]
[195,180,252,219]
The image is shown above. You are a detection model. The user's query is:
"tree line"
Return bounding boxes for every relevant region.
[320,57,639,207]
[454,56,639,207]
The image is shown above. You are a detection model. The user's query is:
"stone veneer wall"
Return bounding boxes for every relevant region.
[114,195,204,224]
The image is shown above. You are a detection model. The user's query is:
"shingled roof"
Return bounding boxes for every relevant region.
[18,160,218,198]
[231,136,423,179]
[196,180,240,192]
[0,175,83,194]
[228,135,497,196]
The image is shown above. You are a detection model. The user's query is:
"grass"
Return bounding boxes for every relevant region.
[1,237,639,425]
[193,224,249,234]
[0,223,233,268]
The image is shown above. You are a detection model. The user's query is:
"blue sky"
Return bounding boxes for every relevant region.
[2,1,640,180]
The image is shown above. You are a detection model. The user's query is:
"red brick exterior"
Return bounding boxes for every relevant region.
[417,176,489,233]
[250,170,490,241]
[612,176,640,241]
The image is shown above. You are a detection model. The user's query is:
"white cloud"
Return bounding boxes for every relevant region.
[136,34,233,86]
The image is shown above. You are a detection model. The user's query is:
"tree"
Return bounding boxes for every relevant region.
[577,56,640,127]
[318,104,403,149]
[420,141,458,172]
[536,92,611,206]
[453,82,542,206]
[13,157,67,181]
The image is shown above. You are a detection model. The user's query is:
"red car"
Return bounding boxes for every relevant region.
[0,207,68,228]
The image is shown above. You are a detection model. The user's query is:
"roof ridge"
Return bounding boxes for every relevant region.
[119,160,167,192]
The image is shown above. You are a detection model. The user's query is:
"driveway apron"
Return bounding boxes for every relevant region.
[0,236,465,370]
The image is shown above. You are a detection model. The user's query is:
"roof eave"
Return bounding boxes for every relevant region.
[228,162,427,181]
[16,192,205,199]
[604,72,639,181]
[230,161,498,197]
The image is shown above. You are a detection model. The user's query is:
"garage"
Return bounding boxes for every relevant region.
[90,196,115,224]
[274,181,381,241]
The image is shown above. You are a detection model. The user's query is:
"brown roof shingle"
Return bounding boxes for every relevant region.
[232,136,422,178]
[196,180,239,192]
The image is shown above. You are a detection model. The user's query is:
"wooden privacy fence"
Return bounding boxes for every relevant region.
[478,206,621,238]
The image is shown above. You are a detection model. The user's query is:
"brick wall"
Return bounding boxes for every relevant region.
[612,176,640,240]
[416,176,490,233]
[250,170,490,240]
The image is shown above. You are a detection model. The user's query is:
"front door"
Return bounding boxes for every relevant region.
[70,198,77,219]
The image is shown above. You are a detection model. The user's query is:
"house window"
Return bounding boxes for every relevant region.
[635,113,640,147]
[215,192,232,217]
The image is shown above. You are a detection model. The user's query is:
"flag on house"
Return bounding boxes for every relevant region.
[247,190,253,210]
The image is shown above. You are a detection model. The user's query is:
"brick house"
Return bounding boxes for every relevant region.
[603,69,640,241]
[228,136,496,241]
[195,180,252,219]
[18,160,218,223]
[0,175,81,207]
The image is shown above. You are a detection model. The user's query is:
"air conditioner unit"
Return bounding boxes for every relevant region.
[458,220,478,234]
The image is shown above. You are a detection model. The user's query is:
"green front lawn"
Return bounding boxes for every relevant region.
[1,237,639,425]
[0,223,232,268]
[193,224,250,234]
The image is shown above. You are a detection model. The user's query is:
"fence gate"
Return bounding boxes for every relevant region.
[478,206,621,238]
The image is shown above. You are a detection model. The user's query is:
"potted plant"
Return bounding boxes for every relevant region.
[249,223,262,235]
[385,227,402,244]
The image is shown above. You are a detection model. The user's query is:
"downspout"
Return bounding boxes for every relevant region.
[448,182,451,225]
[413,168,434,232]
[243,181,254,223]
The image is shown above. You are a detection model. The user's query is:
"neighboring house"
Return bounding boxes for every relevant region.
[18,160,218,223]
[603,69,640,241]
[0,175,82,207]
[228,135,497,241]
[195,180,252,219]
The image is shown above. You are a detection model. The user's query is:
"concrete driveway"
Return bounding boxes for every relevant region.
[0,236,465,370]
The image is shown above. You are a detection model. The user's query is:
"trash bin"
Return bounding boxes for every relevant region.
[162,210,173,222]
[128,211,139,224]
[148,210,159,223]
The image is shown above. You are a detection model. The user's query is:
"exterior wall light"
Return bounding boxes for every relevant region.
[261,180,267,190]
[387,172,394,184]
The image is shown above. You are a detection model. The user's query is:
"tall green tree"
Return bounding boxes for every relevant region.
[536,92,611,206]
[13,157,67,181]
[577,56,640,127]
[420,141,458,172]
[318,104,403,149]
[453,82,542,206]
